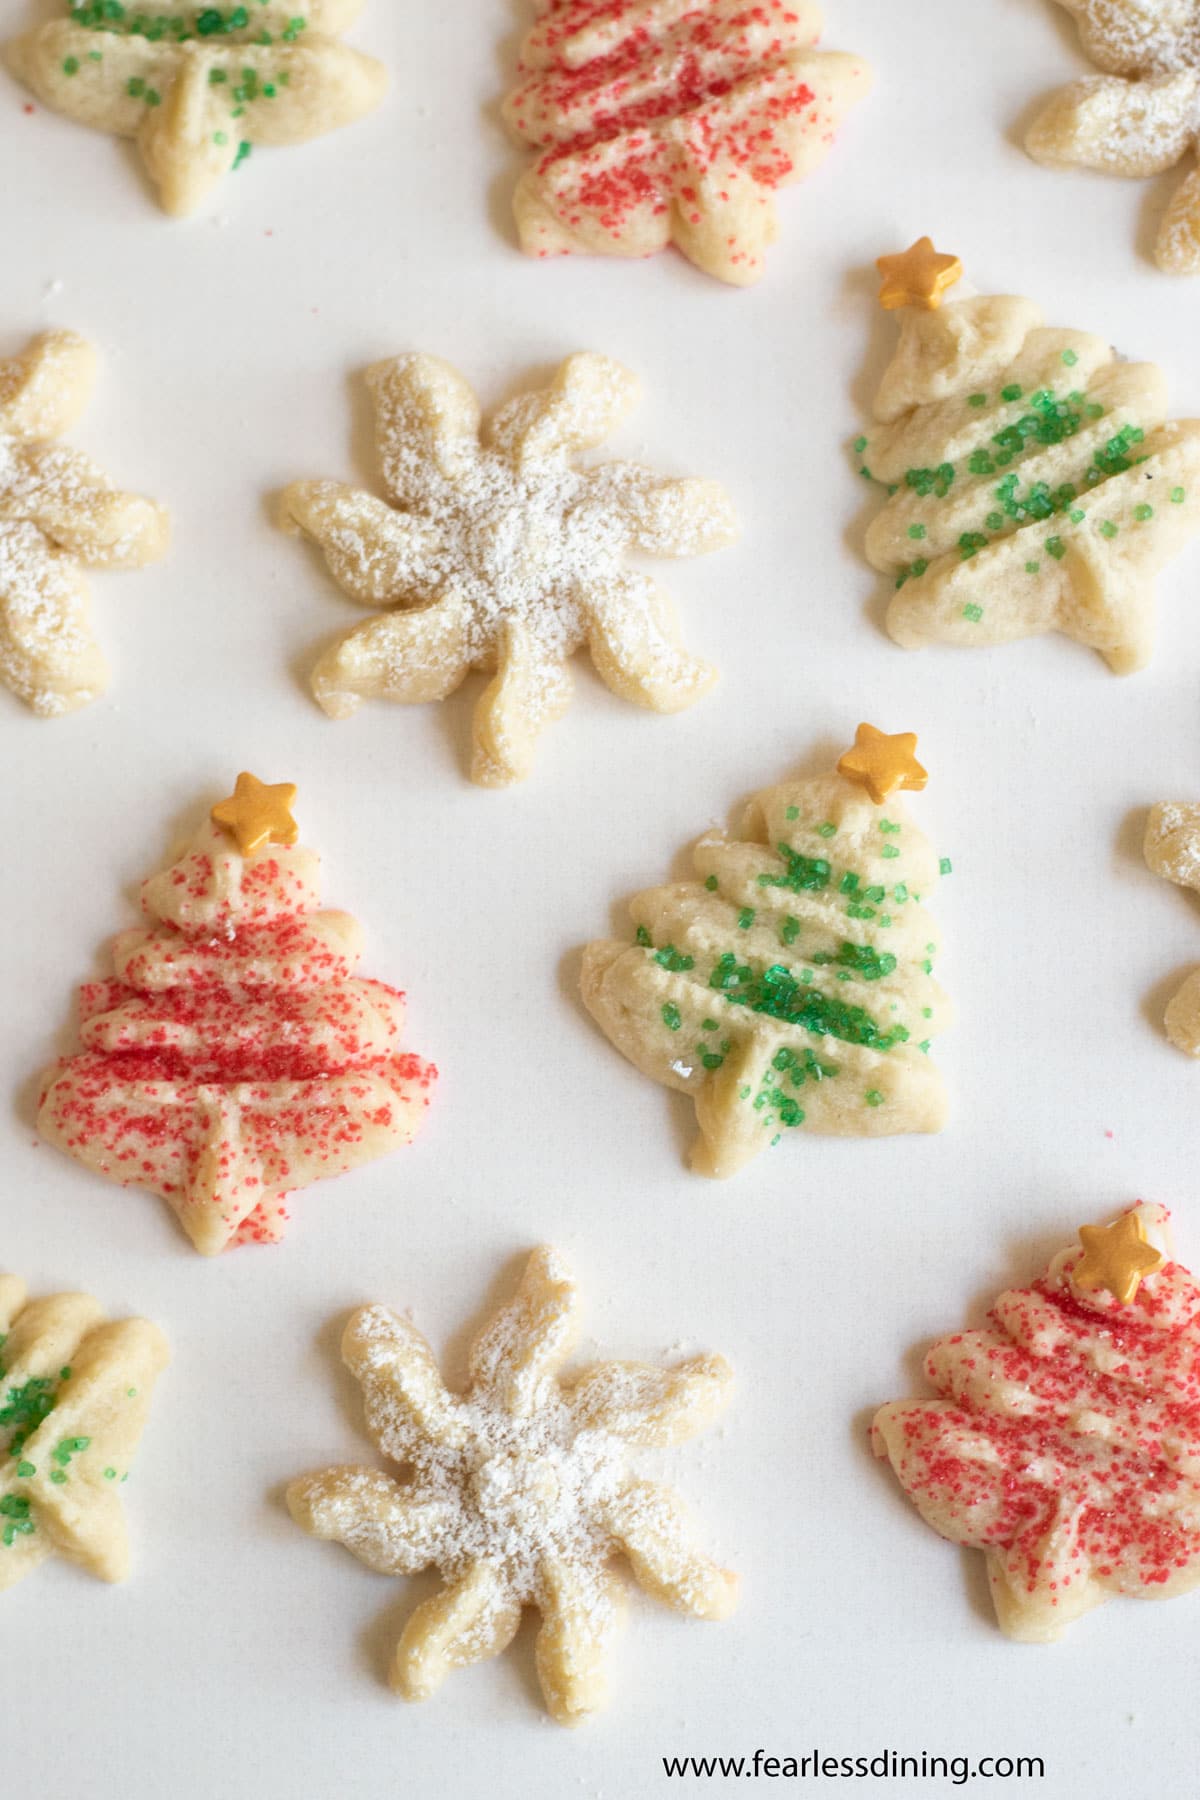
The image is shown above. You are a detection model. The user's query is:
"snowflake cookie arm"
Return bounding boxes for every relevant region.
[280,482,442,606]
[393,1561,523,1702]
[471,616,575,787]
[1048,0,1197,77]
[286,1466,453,1575]
[1026,70,1198,178]
[584,568,717,713]
[369,353,483,501]
[602,1479,740,1619]
[0,529,107,717]
[309,592,474,721]
[487,353,639,464]
[11,445,170,568]
[468,1245,581,1417]
[1145,801,1200,1051]
[0,330,95,439]
[535,1557,626,1726]
[569,1353,733,1444]
[341,1303,469,1456]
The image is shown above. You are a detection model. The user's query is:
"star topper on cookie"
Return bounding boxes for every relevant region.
[876,238,962,311]
[1072,1210,1165,1306]
[836,724,928,806]
[211,773,299,857]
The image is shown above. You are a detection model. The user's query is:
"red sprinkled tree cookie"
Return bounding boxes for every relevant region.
[503,0,873,286]
[37,774,437,1256]
[873,1202,1200,1642]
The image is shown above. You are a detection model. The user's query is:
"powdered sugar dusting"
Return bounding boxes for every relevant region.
[0,329,168,717]
[283,351,738,786]
[288,1247,737,1722]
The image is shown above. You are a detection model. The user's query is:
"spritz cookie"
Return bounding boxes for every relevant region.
[282,352,739,786]
[1026,1,1200,273]
[37,774,437,1255]
[858,240,1200,673]
[6,3,387,215]
[504,0,872,285]
[0,1273,168,1590]
[0,329,168,716]
[288,1246,737,1725]
[874,1203,1200,1642]
[581,726,950,1177]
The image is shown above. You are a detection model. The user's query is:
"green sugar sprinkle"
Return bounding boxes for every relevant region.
[839,872,859,895]
[1100,520,1118,538]
[49,1470,68,1486]
[16,1461,35,1478]
[1172,486,1186,503]
[661,1003,681,1032]
[653,944,694,972]
[635,924,652,947]
[704,874,718,891]
[707,952,903,1049]
[968,394,987,408]
[104,1468,118,1480]
[785,805,799,821]
[737,908,755,930]
[1061,349,1078,366]
[939,856,953,875]
[1134,503,1153,521]
[1001,383,1022,401]
[962,603,983,623]
[853,436,867,453]
[816,821,836,838]
[907,523,926,541]
[1025,561,1040,574]
[865,1090,885,1107]
[879,820,900,834]
[702,1019,718,1031]
[881,844,900,859]
[1045,536,1066,560]
[780,916,800,946]
[62,55,80,73]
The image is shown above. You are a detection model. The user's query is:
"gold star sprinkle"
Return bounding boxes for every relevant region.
[1073,1211,1165,1307]
[836,724,928,806]
[876,237,962,312]
[211,773,299,857]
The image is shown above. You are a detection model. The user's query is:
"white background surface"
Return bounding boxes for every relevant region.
[4,1,1200,1795]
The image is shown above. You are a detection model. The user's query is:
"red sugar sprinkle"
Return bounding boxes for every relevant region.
[38,823,437,1254]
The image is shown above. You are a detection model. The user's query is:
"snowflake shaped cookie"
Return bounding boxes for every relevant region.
[0,330,169,717]
[287,1246,738,1724]
[1144,800,1200,1051]
[281,352,740,786]
[1026,1,1200,272]
[5,3,387,217]
[1,1273,168,1590]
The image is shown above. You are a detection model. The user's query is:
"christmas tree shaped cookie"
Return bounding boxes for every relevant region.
[0,329,169,716]
[37,774,437,1255]
[858,240,1200,673]
[288,1246,737,1725]
[503,0,872,286]
[873,1203,1200,1642]
[1025,1,1200,273]
[281,352,739,786]
[581,726,950,1177]
[1144,799,1200,1052]
[5,3,387,216]
[1,1273,167,1590]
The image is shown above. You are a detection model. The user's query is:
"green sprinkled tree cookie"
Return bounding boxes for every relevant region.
[0,1273,168,1589]
[580,729,951,1177]
[5,3,387,216]
[857,245,1200,673]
